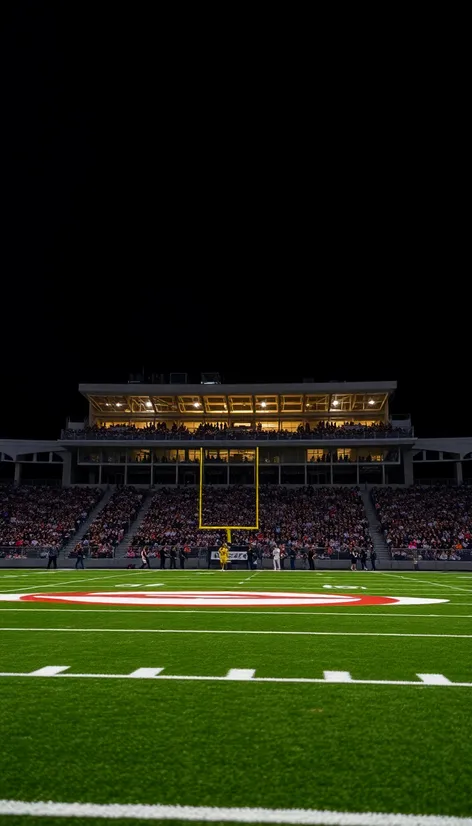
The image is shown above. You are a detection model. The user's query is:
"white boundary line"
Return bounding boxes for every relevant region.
[0,608,471,617]
[1,799,472,825]
[379,572,472,594]
[1,627,471,639]
[0,667,471,688]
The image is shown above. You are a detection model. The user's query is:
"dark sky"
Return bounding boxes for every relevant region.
[2,4,464,442]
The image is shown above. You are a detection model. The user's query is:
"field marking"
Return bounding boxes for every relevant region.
[1,608,471,617]
[1,800,472,826]
[379,572,472,594]
[0,667,471,689]
[238,573,259,584]
[1,627,471,639]
[0,574,137,594]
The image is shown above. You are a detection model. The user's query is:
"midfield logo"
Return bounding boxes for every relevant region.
[0,591,449,607]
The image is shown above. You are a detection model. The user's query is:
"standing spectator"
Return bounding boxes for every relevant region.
[179,547,186,569]
[75,545,85,570]
[169,546,177,569]
[308,547,315,571]
[219,542,229,571]
[350,550,358,571]
[247,545,254,570]
[159,547,166,569]
[360,549,368,571]
[47,547,58,569]
[140,547,150,569]
[289,546,296,570]
[273,545,281,571]
[370,549,377,571]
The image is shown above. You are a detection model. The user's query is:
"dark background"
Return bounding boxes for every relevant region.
[2,4,464,440]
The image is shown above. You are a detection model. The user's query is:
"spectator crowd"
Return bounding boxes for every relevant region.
[372,486,472,559]
[0,485,102,555]
[128,486,372,560]
[71,487,143,558]
[63,421,411,441]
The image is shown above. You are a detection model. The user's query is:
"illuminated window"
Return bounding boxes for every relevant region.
[229,450,255,463]
[307,449,325,462]
[204,449,228,462]
[280,421,304,432]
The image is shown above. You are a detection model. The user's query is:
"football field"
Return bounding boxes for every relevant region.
[0,568,471,826]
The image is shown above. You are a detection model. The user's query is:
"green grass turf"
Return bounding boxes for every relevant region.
[0,570,471,823]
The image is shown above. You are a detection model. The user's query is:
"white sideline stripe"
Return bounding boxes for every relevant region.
[0,668,470,688]
[1,627,472,640]
[129,668,164,678]
[0,573,133,593]
[324,671,352,682]
[418,673,452,685]
[1,608,471,617]
[28,666,70,676]
[0,800,472,825]
[225,669,255,680]
[379,572,472,594]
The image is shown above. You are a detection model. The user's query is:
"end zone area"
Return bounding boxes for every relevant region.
[0,569,471,824]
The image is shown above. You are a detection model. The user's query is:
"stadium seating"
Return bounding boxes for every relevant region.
[72,486,144,558]
[0,485,102,553]
[371,486,472,560]
[62,422,411,440]
[128,486,372,559]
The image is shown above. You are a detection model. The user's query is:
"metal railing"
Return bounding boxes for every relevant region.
[62,429,413,442]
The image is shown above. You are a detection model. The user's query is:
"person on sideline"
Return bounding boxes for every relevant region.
[370,549,377,571]
[47,547,58,569]
[273,545,281,571]
[219,542,229,571]
[140,547,151,569]
[75,545,85,570]
[350,550,358,571]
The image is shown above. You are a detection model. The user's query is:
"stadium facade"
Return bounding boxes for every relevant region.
[1,379,471,488]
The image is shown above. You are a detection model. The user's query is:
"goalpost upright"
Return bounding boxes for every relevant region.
[198,446,259,544]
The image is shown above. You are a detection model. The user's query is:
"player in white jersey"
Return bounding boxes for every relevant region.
[273,545,281,571]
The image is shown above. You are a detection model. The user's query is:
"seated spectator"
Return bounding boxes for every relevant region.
[72,486,143,558]
[130,486,372,558]
[371,486,472,560]
[0,485,102,552]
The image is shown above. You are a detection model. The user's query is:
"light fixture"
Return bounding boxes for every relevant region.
[332,399,340,407]
[105,403,110,407]
[145,401,153,408]
[260,401,267,408]
[368,399,375,405]
[116,402,122,407]
[193,401,201,408]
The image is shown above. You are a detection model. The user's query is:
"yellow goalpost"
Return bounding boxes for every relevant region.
[198,447,259,544]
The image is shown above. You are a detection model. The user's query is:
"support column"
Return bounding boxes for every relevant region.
[227,463,230,487]
[356,462,359,485]
[382,464,386,486]
[61,453,71,487]
[14,462,22,486]
[403,451,414,487]
[175,462,178,486]
[330,456,333,485]
[124,462,128,485]
[456,462,463,485]
[304,464,307,486]
[278,464,281,485]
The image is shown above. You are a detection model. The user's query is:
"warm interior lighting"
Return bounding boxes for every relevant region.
[368,399,375,405]
[332,399,340,407]
[145,401,153,408]
[116,403,122,407]
[193,401,201,408]
[260,401,267,408]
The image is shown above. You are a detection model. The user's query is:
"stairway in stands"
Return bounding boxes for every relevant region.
[62,487,114,557]
[360,489,391,568]
[115,490,155,557]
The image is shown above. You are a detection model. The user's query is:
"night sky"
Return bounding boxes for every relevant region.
[2,4,462,442]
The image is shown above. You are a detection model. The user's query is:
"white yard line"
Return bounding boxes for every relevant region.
[0,668,471,689]
[0,573,140,593]
[0,608,471,617]
[1,800,472,825]
[1,627,471,639]
[379,572,472,594]
[238,573,259,584]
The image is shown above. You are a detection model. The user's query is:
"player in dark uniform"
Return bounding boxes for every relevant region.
[350,550,358,571]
